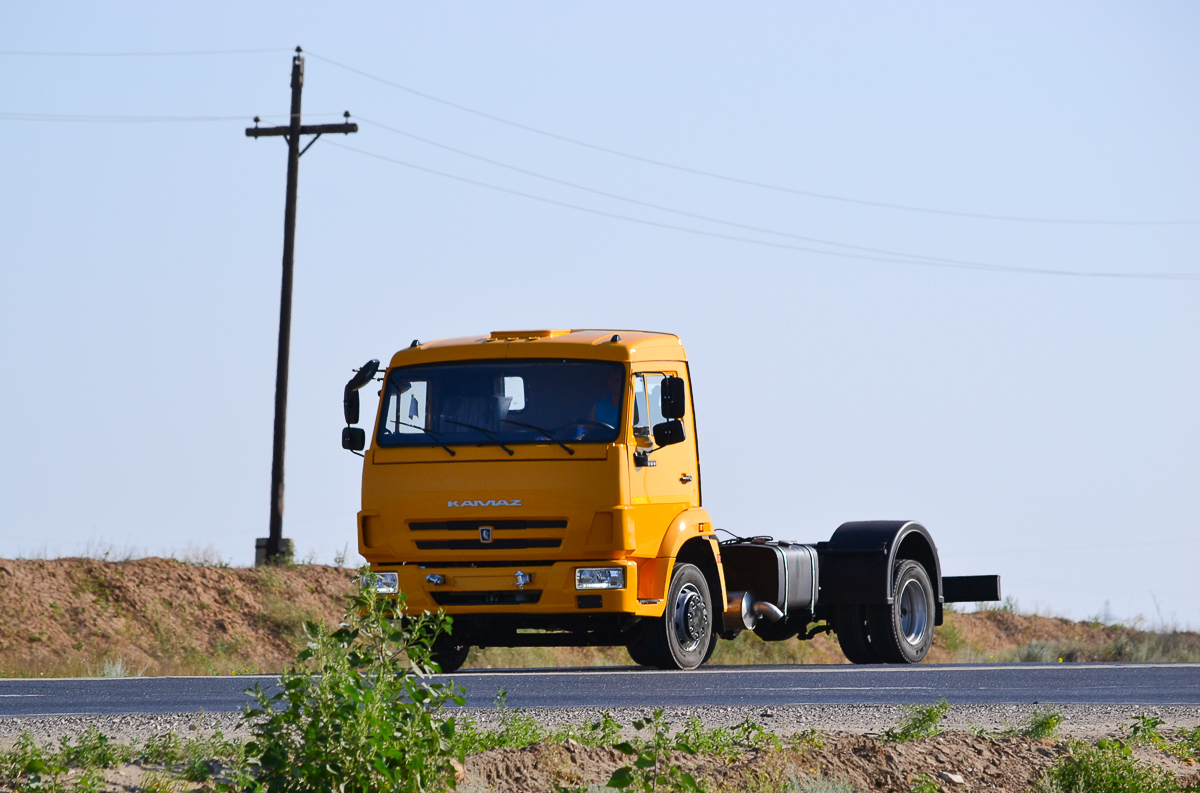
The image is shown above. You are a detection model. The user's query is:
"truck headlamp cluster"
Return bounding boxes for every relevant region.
[575,567,625,590]
[362,572,399,595]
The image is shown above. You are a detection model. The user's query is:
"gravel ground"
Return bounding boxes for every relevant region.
[3,704,1198,748]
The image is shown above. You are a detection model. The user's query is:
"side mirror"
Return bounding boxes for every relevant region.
[343,359,380,425]
[344,388,360,425]
[660,376,686,419]
[342,427,366,451]
[652,419,686,448]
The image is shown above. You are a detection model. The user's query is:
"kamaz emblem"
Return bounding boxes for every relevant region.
[479,526,493,543]
[446,499,522,507]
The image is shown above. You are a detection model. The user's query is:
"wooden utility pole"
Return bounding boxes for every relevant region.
[246,47,357,564]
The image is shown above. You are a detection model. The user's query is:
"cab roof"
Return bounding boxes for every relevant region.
[387,329,686,368]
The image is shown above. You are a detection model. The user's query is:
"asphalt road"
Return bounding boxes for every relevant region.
[1,663,1197,717]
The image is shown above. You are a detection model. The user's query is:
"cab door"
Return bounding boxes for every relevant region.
[628,367,700,517]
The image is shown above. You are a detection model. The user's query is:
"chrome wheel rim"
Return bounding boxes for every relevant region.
[673,583,708,653]
[899,578,928,645]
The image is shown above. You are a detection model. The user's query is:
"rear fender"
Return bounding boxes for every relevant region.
[818,520,943,621]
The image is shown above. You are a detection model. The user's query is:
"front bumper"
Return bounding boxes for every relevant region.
[381,559,659,616]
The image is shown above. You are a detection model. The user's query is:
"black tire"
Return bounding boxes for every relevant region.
[625,637,657,667]
[701,632,718,665]
[638,563,714,670]
[429,634,470,673]
[834,603,881,664]
[868,560,935,664]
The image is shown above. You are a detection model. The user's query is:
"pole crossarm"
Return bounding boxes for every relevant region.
[245,122,358,138]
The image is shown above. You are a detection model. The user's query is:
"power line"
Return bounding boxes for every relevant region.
[327,141,1200,282]
[308,52,1199,228]
[358,116,998,269]
[0,111,346,123]
[0,48,288,57]
[1,111,260,123]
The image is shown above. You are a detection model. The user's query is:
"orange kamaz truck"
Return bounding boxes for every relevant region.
[341,329,999,671]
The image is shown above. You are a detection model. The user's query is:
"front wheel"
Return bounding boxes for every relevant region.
[429,633,470,673]
[631,563,713,670]
[868,560,935,664]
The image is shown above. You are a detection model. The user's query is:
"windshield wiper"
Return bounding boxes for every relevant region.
[392,420,456,457]
[500,418,575,455]
[444,419,515,456]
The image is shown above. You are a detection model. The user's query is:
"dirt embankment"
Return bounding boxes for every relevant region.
[0,558,353,677]
[1,557,1197,677]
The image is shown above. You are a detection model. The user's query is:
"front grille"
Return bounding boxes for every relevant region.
[409,519,567,531]
[432,590,542,606]
[415,539,561,551]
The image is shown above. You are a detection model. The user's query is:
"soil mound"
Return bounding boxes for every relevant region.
[0,558,352,676]
[1,557,1197,676]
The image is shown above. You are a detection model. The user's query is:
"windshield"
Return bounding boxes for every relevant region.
[376,359,625,448]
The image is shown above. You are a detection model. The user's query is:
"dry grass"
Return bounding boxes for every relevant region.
[2,557,1198,677]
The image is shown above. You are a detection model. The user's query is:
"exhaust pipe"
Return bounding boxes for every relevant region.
[724,591,785,631]
[724,591,755,631]
[753,601,784,622]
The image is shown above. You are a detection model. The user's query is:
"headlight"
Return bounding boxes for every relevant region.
[575,567,625,590]
[362,572,399,594]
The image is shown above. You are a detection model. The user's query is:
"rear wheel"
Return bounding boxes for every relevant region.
[869,560,935,664]
[429,634,470,673]
[635,563,713,669]
[834,603,880,664]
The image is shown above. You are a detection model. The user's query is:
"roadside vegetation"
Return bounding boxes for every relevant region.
[3,574,1197,792]
[5,557,1200,679]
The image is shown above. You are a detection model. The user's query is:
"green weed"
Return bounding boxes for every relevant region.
[609,710,700,793]
[1009,707,1064,739]
[56,725,130,769]
[549,712,625,748]
[1123,713,1196,761]
[1037,738,1181,793]
[934,620,967,654]
[242,568,464,793]
[907,774,944,793]
[1177,724,1200,759]
[882,700,950,743]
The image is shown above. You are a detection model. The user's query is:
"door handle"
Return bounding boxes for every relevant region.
[680,474,693,484]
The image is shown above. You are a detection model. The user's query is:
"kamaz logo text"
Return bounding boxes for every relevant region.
[447,499,522,508]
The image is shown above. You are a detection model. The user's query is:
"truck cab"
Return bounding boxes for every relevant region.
[343,329,1000,670]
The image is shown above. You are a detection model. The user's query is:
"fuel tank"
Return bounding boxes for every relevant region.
[720,540,819,615]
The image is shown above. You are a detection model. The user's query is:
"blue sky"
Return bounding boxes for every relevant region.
[2,2,1197,627]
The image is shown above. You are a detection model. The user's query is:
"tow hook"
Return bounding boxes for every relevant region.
[514,571,533,590]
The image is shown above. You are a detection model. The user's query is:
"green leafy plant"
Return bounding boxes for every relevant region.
[1177,724,1200,760]
[549,712,625,748]
[882,700,950,743]
[907,774,944,793]
[609,710,700,792]
[242,568,465,793]
[56,725,130,769]
[1038,738,1181,793]
[1124,713,1196,761]
[788,729,826,754]
[1012,707,1065,739]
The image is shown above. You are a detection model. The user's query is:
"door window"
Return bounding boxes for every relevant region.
[632,375,651,438]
